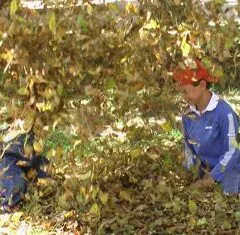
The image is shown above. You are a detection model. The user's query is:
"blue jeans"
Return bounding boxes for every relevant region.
[221,168,240,193]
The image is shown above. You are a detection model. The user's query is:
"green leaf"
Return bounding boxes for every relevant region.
[57,83,64,96]
[201,58,213,69]
[89,203,100,215]
[105,78,116,90]
[189,200,197,214]
[222,220,231,230]
[17,87,29,96]
[235,211,240,221]
[10,0,19,18]
[213,66,224,78]
[224,38,234,49]
[130,148,142,159]
[49,12,57,35]
[197,217,207,226]
[215,0,226,4]
[92,186,99,200]
[78,15,88,32]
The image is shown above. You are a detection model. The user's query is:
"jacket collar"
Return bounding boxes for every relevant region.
[189,92,219,115]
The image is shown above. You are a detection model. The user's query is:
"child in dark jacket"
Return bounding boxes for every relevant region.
[0,128,49,211]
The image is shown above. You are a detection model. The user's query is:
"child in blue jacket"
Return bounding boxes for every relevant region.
[173,59,240,193]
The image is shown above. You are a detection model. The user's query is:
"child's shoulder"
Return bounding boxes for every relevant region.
[217,98,236,113]
[215,98,239,121]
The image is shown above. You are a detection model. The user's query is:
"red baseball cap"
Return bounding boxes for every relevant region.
[173,59,218,86]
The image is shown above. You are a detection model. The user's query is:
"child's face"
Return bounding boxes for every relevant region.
[179,83,203,106]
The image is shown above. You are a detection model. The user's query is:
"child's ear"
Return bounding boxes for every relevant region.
[200,80,207,88]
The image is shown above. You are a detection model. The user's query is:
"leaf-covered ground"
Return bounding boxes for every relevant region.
[1,91,240,234]
[0,1,239,234]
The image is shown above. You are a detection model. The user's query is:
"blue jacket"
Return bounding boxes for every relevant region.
[0,155,27,208]
[0,133,49,209]
[182,93,240,182]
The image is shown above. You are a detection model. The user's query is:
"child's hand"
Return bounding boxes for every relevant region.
[190,174,215,190]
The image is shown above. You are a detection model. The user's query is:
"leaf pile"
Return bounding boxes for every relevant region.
[0,0,239,234]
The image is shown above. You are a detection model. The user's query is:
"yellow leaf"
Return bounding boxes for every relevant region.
[53,118,61,131]
[23,115,35,131]
[80,186,86,196]
[79,170,92,181]
[27,168,37,180]
[16,160,29,167]
[24,144,33,157]
[73,140,81,149]
[160,121,171,132]
[134,204,147,211]
[189,216,197,228]
[11,212,23,222]
[0,50,13,62]
[33,140,44,153]
[139,27,148,40]
[55,145,63,158]
[173,0,181,5]
[130,149,142,159]
[144,19,159,30]
[10,0,19,18]
[87,4,93,15]
[119,190,132,202]
[36,101,53,112]
[126,3,137,14]
[40,88,55,99]
[58,191,74,210]
[121,57,127,63]
[64,210,74,219]
[213,66,224,77]
[37,178,53,187]
[147,153,159,161]
[49,12,56,34]
[99,191,109,205]
[181,41,191,57]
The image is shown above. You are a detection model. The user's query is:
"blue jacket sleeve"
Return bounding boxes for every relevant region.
[184,139,196,169]
[182,117,196,169]
[211,112,240,182]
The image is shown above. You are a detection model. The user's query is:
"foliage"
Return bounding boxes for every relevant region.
[0,0,239,233]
